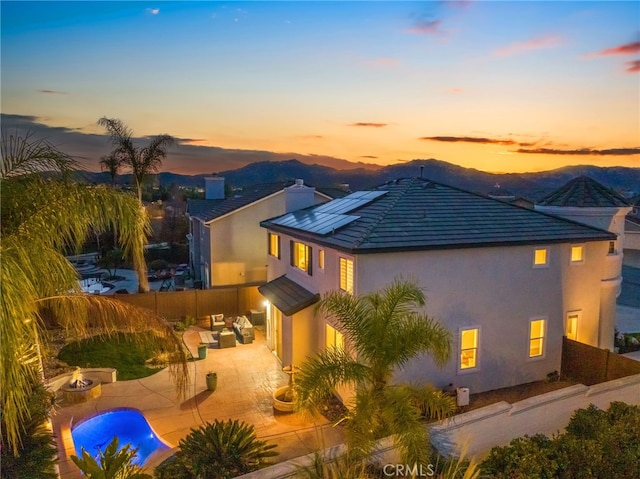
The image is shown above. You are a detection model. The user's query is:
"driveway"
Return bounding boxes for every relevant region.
[52,327,344,478]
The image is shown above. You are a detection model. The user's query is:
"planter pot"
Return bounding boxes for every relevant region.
[206,373,217,391]
[198,344,207,360]
[272,386,295,413]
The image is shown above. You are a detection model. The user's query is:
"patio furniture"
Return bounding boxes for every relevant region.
[198,331,217,347]
[219,330,236,349]
[233,315,254,344]
[210,313,225,332]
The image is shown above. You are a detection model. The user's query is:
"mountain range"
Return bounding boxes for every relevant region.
[82,158,640,201]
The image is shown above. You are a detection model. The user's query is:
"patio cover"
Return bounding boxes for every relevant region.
[258,275,320,316]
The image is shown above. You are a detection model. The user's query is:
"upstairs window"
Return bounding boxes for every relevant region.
[533,248,548,268]
[318,249,325,270]
[460,328,479,370]
[291,241,312,275]
[339,257,354,294]
[529,318,546,358]
[571,245,584,263]
[326,324,344,351]
[268,233,280,259]
[608,241,616,255]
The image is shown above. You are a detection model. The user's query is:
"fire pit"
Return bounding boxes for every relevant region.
[62,368,102,404]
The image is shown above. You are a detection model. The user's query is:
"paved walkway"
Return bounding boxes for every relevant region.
[52,328,344,478]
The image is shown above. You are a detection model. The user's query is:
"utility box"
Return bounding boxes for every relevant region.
[456,387,470,407]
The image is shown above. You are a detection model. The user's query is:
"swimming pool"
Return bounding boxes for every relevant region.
[71,408,170,466]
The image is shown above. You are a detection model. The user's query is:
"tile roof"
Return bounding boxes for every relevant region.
[258,275,320,316]
[190,182,291,222]
[261,177,616,254]
[537,176,630,208]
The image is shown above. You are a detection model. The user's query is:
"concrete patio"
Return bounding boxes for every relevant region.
[52,327,344,478]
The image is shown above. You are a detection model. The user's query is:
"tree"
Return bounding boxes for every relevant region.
[0,132,188,459]
[72,437,152,479]
[97,117,175,204]
[295,278,456,466]
[99,152,123,187]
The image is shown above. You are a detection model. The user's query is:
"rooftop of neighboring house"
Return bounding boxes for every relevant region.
[537,175,630,208]
[261,177,616,254]
[187,180,344,223]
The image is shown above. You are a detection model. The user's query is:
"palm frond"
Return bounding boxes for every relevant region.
[295,347,370,415]
[386,312,453,368]
[1,130,78,179]
[401,383,456,422]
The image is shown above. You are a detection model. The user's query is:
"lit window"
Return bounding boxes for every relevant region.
[608,241,616,255]
[460,328,479,370]
[318,249,325,269]
[291,241,311,274]
[571,245,584,263]
[325,324,344,350]
[566,312,580,341]
[529,319,546,357]
[339,258,353,294]
[533,248,548,267]
[268,233,280,259]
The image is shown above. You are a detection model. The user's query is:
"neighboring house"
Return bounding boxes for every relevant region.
[624,216,640,268]
[187,177,332,288]
[259,177,617,395]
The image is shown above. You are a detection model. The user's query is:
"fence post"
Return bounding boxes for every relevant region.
[195,289,199,319]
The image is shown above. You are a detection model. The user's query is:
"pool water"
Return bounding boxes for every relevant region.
[71,408,169,466]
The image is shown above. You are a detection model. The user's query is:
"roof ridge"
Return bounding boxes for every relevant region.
[351,178,415,248]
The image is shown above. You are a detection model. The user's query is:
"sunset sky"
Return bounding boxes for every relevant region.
[1,1,639,175]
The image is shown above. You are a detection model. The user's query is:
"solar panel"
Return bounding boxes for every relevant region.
[271,212,360,235]
[314,190,387,215]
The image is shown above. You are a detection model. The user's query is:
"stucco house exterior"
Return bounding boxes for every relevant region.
[259,177,618,395]
[187,177,332,288]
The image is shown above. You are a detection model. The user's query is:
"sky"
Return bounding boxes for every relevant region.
[1,1,639,175]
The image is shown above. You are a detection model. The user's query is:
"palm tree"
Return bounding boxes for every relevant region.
[99,152,122,187]
[295,278,456,466]
[97,117,175,204]
[0,132,188,457]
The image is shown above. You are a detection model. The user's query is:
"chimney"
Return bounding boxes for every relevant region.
[285,179,316,212]
[204,177,225,200]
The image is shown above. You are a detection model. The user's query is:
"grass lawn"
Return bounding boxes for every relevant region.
[58,332,165,380]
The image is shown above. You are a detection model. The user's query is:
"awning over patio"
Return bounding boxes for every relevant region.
[258,275,320,316]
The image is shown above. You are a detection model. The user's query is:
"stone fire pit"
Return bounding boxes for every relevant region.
[61,369,102,404]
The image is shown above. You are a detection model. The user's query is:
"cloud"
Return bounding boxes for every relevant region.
[176,138,207,145]
[350,122,388,128]
[493,35,563,57]
[38,89,68,95]
[446,87,464,94]
[298,135,324,140]
[407,19,443,35]
[584,41,640,57]
[420,135,520,146]
[517,147,640,156]
[625,59,640,73]
[360,155,378,159]
[146,8,159,15]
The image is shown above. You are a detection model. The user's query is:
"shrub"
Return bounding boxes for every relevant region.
[71,437,151,479]
[480,402,640,478]
[154,419,277,479]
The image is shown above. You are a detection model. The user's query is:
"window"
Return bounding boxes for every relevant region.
[460,328,479,370]
[533,248,548,267]
[318,249,325,270]
[608,241,616,255]
[326,324,344,350]
[291,241,312,274]
[566,311,580,341]
[571,245,584,263]
[268,233,280,259]
[529,318,546,358]
[339,257,354,294]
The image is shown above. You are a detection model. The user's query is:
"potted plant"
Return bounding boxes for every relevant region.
[206,371,217,391]
[197,342,207,360]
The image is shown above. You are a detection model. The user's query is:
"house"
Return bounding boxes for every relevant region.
[259,177,617,395]
[187,177,332,288]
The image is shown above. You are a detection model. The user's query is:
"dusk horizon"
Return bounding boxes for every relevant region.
[2,1,639,175]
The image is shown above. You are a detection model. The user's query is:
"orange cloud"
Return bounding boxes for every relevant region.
[350,122,388,128]
[446,87,464,94]
[584,41,640,57]
[625,59,640,73]
[420,135,521,146]
[494,35,563,57]
[517,147,640,156]
[38,89,68,95]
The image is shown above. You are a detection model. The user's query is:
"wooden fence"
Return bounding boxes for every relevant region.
[112,284,263,320]
[561,337,640,385]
